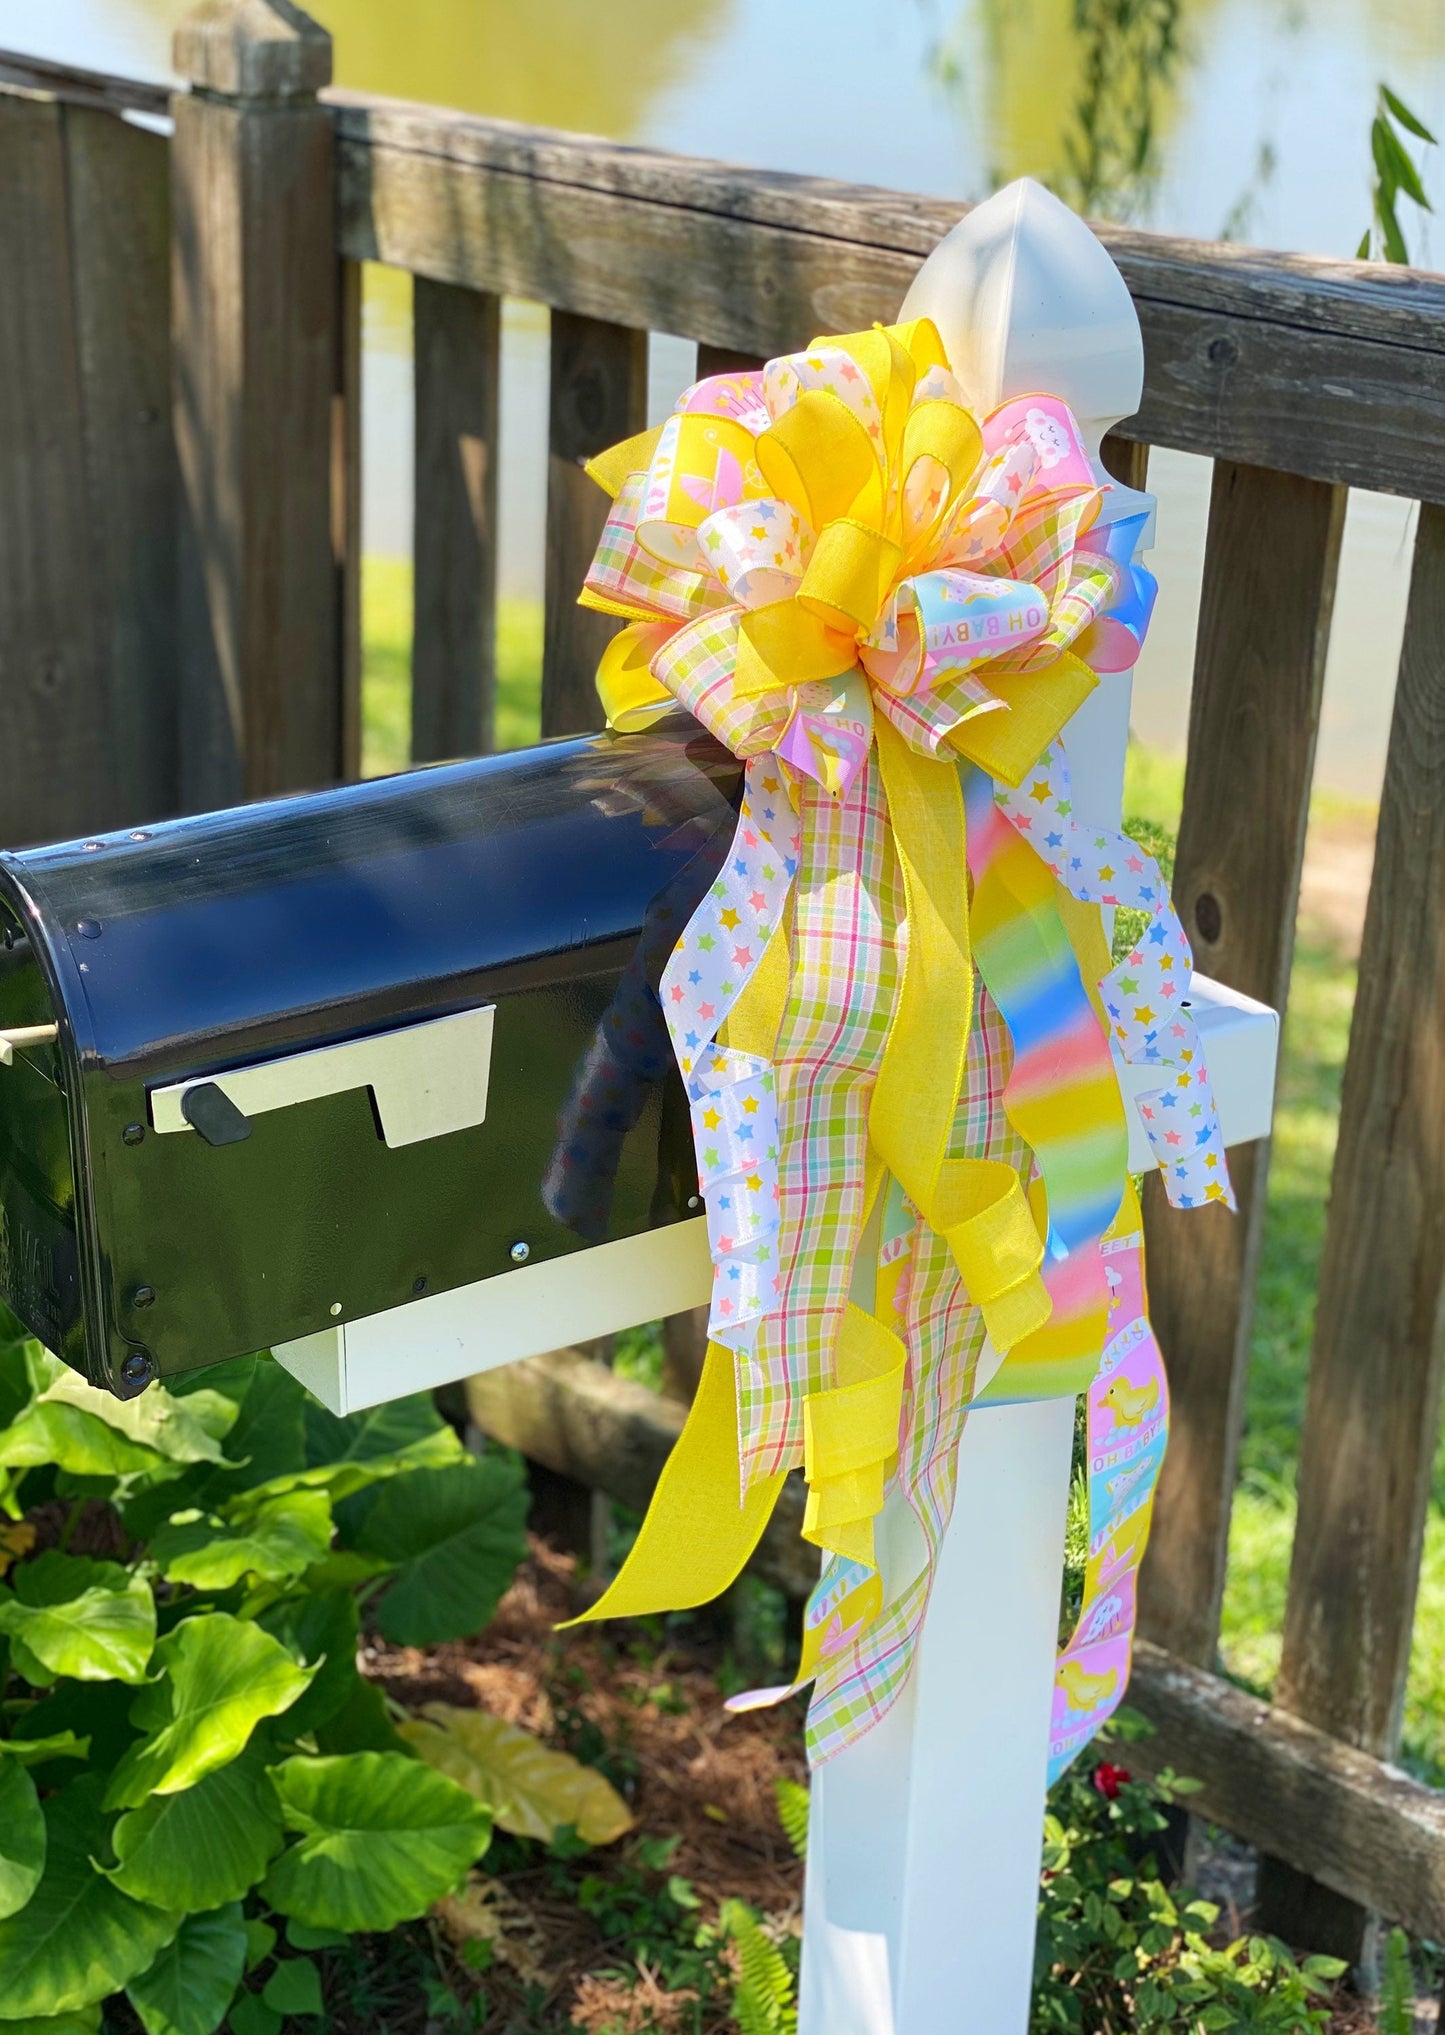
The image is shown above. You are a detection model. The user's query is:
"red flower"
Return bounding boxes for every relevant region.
[1092,1761,1131,1801]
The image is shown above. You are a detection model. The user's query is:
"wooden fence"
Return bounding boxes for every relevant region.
[2,2,1444,1968]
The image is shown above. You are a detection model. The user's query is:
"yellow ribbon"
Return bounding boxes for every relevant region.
[571,318,1122,1652]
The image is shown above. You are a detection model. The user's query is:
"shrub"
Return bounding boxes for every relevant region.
[1033,1732,1346,2032]
[0,1330,594,2034]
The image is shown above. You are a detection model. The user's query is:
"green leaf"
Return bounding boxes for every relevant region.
[344,1458,528,1647]
[284,1920,349,1950]
[1373,110,1432,209]
[104,1613,315,1809]
[0,1401,164,1479]
[0,1728,89,1767]
[168,1352,258,1409]
[305,1391,453,1464]
[0,1553,155,1684]
[38,1370,230,1466]
[1356,228,1373,258]
[254,1588,358,1737]
[149,1491,332,1592]
[1381,196,1410,264]
[0,2013,102,2034]
[109,1746,284,1909]
[0,1755,45,1919]
[261,1958,323,2017]
[193,1360,311,1508]
[313,1671,411,1756]
[21,1679,139,1778]
[1382,84,1438,144]
[242,1919,276,1972]
[228,1994,281,2035]
[242,1392,465,1513]
[0,1781,179,2016]
[126,1904,246,2035]
[400,1703,632,1846]
[261,1751,491,1932]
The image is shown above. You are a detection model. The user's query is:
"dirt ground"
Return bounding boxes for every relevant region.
[361,1539,1400,2035]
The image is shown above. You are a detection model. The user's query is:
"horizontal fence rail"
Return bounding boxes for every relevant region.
[0,30,1443,1968]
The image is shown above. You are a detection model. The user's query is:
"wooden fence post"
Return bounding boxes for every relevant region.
[0,92,176,845]
[1138,463,1344,1668]
[542,311,646,737]
[1258,501,1445,1960]
[171,0,344,808]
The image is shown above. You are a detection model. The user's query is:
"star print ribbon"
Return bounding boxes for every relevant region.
[564,316,1232,1779]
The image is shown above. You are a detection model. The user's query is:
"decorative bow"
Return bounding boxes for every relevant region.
[568,318,1231,1773]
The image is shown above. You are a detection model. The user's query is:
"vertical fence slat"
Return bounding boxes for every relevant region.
[1138,462,1345,1666]
[171,0,341,809]
[64,102,178,828]
[0,94,175,845]
[542,310,647,738]
[1258,499,1445,1955]
[696,343,763,378]
[335,256,363,781]
[412,278,500,762]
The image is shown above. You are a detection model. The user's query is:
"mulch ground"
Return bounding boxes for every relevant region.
[352,1535,1396,2035]
[364,1536,807,2032]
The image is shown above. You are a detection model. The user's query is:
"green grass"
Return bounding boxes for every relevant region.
[361,570,1445,1781]
[361,556,543,776]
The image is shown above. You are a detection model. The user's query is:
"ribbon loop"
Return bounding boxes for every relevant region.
[574,315,1234,1782]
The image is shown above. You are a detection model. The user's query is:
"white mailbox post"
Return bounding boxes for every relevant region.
[275,179,1279,2035]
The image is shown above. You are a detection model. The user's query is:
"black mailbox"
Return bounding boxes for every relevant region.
[0,719,738,1399]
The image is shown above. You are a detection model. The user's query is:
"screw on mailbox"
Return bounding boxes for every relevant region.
[509,1241,530,1263]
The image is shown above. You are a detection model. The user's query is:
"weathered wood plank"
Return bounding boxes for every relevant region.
[1126,1641,1445,1945]
[330,100,1445,503]
[543,310,646,738]
[1139,465,1344,1668]
[61,102,177,832]
[0,95,176,847]
[0,49,170,119]
[465,1344,816,1601]
[171,1,342,808]
[1275,502,1445,1750]
[334,257,363,781]
[1099,432,1150,491]
[412,278,499,761]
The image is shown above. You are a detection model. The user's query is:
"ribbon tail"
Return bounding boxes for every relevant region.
[559,1339,786,1627]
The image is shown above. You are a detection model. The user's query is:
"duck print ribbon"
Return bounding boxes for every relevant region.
[566,318,1231,1774]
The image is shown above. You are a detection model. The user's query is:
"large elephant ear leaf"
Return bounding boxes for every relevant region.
[148,1491,332,1593]
[0,1755,45,1919]
[399,1703,632,1846]
[261,1750,491,1933]
[0,1781,180,2018]
[254,1588,359,1739]
[0,1399,166,1479]
[0,1553,156,1685]
[104,1614,315,1811]
[108,1746,284,1911]
[340,1457,528,1646]
[37,1370,230,1466]
[0,2012,102,2033]
[303,1391,462,1474]
[126,1902,247,2035]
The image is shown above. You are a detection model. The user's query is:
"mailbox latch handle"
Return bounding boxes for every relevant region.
[148,1006,495,1150]
[180,1082,253,1147]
